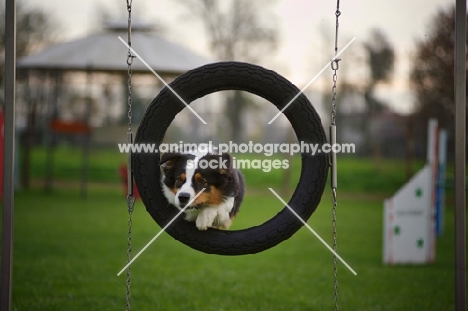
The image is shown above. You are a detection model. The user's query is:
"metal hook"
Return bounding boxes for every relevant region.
[331,58,341,71]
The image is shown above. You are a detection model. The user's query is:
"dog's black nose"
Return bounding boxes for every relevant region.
[178,192,191,205]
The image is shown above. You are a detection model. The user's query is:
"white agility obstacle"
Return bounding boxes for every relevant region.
[383,119,447,264]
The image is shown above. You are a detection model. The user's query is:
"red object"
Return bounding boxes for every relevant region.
[0,110,4,199]
[50,119,91,134]
[119,164,140,199]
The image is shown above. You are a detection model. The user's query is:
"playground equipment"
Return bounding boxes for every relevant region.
[122,0,344,310]
[1,0,465,310]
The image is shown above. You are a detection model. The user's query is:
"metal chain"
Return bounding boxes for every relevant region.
[331,188,338,311]
[126,0,134,131]
[125,203,133,311]
[125,0,136,310]
[330,65,339,126]
[330,1,341,311]
[331,0,341,127]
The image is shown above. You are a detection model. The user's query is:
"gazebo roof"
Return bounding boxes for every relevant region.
[17,22,212,75]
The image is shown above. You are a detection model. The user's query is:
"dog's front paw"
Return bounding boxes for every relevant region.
[213,210,232,229]
[195,208,217,231]
[195,221,209,231]
[195,215,211,230]
[215,217,233,229]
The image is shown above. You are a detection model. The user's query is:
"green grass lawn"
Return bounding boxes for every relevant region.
[8,145,458,310]
[28,145,425,193]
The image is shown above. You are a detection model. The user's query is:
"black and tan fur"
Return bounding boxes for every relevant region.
[160,152,244,230]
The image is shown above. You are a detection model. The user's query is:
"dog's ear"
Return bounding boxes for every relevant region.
[199,153,232,174]
[218,152,233,175]
[159,152,183,172]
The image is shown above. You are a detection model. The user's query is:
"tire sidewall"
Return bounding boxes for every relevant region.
[133,61,328,255]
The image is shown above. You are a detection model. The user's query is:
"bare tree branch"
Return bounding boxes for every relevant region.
[177,0,279,141]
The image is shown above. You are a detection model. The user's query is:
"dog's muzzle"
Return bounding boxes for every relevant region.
[177,192,191,207]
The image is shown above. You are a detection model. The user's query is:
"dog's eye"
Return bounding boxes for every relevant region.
[197,179,207,186]
[175,177,184,186]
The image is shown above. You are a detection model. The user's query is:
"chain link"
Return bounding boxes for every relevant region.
[330,65,339,126]
[332,188,339,311]
[125,207,133,311]
[125,1,135,310]
[126,0,135,131]
[330,1,341,311]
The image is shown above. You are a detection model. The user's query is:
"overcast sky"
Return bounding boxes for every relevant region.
[24,0,454,113]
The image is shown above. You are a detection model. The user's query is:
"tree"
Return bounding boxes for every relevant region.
[410,6,467,130]
[179,0,278,142]
[360,29,395,159]
[0,1,57,91]
[363,28,395,114]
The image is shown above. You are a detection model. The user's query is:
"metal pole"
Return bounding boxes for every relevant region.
[454,0,466,310]
[81,66,93,199]
[1,0,16,309]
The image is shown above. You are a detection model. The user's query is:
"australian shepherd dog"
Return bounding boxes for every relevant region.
[160,151,244,230]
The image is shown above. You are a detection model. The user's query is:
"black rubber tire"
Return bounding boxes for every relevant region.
[133,61,328,255]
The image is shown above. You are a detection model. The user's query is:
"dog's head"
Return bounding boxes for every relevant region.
[160,152,233,210]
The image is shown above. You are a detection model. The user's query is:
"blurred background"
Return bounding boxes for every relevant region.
[1,0,466,310]
[2,0,464,188]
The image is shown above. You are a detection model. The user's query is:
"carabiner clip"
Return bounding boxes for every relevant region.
[331,58,341,71]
